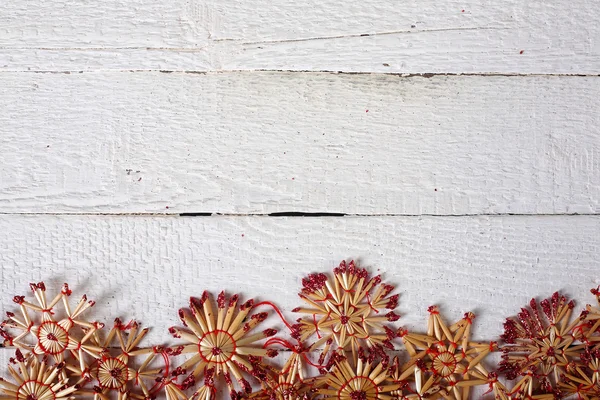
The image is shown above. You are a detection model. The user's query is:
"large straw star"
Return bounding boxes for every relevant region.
[500,292,584,396]
[293,261,399,361]
[168,291,278,399]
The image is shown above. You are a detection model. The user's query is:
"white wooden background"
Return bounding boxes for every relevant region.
[1,0,599,397]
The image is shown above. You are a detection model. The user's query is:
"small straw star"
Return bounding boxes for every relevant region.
[0,283,104,373]
[250,352,318,400]
[68,318,168,400]
[0,350,78,400]
[293,260,399,362]
[395,307,495,400]
[168,291,278,399]
[316,349,400,400]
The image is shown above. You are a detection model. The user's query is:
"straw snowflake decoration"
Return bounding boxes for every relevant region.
[293,261,399,360]
[0,283,104,369]
[555,287,600,399]
[557,348,600,399]
[67,318,168,400]
[316,349,400,400]
[499,292,585,395]
[396,307,496,399]
[0,350,78,400]
[168,291,278,399]
[250,352,318,400]
[1,262,600,400]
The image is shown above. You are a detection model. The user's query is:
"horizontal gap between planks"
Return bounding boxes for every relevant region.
[1,70,599,77]
[0,212,599,217]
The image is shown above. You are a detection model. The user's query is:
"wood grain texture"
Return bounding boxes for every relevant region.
[0,215,598,345]
[1,72,599,215]
[1,0,599,73]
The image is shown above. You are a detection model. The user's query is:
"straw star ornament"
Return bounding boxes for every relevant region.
[293,261,399,361]
[168,291,278,399]
[250,352,318,400]
[0,350,78,400]
[67,318,168,400]
[558,349,600,399]
[555,287,600,399]
[395,307,496,400]
[0,283,104,370]
[500,292,584,396]
[316,349,400,400]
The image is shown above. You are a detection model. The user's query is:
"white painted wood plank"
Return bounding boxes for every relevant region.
[0,48,214,72]
[0,0,211,48]
[218,28,600,75]
[1,0,598,73]
[0,215,598,346]
[1,72,599,215]
[213,0,600,74]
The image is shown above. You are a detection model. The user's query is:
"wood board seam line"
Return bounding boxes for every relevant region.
[0,213,599,218]
[1,70,599,77]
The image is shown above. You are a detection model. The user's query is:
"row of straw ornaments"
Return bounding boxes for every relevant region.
[0,261,599,400]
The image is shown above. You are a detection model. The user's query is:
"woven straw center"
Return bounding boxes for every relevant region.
[97,357,129,390]
[337,376,379,400]
[432,351,458,377]
[36,321,69,355]
[198,329,236,364]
